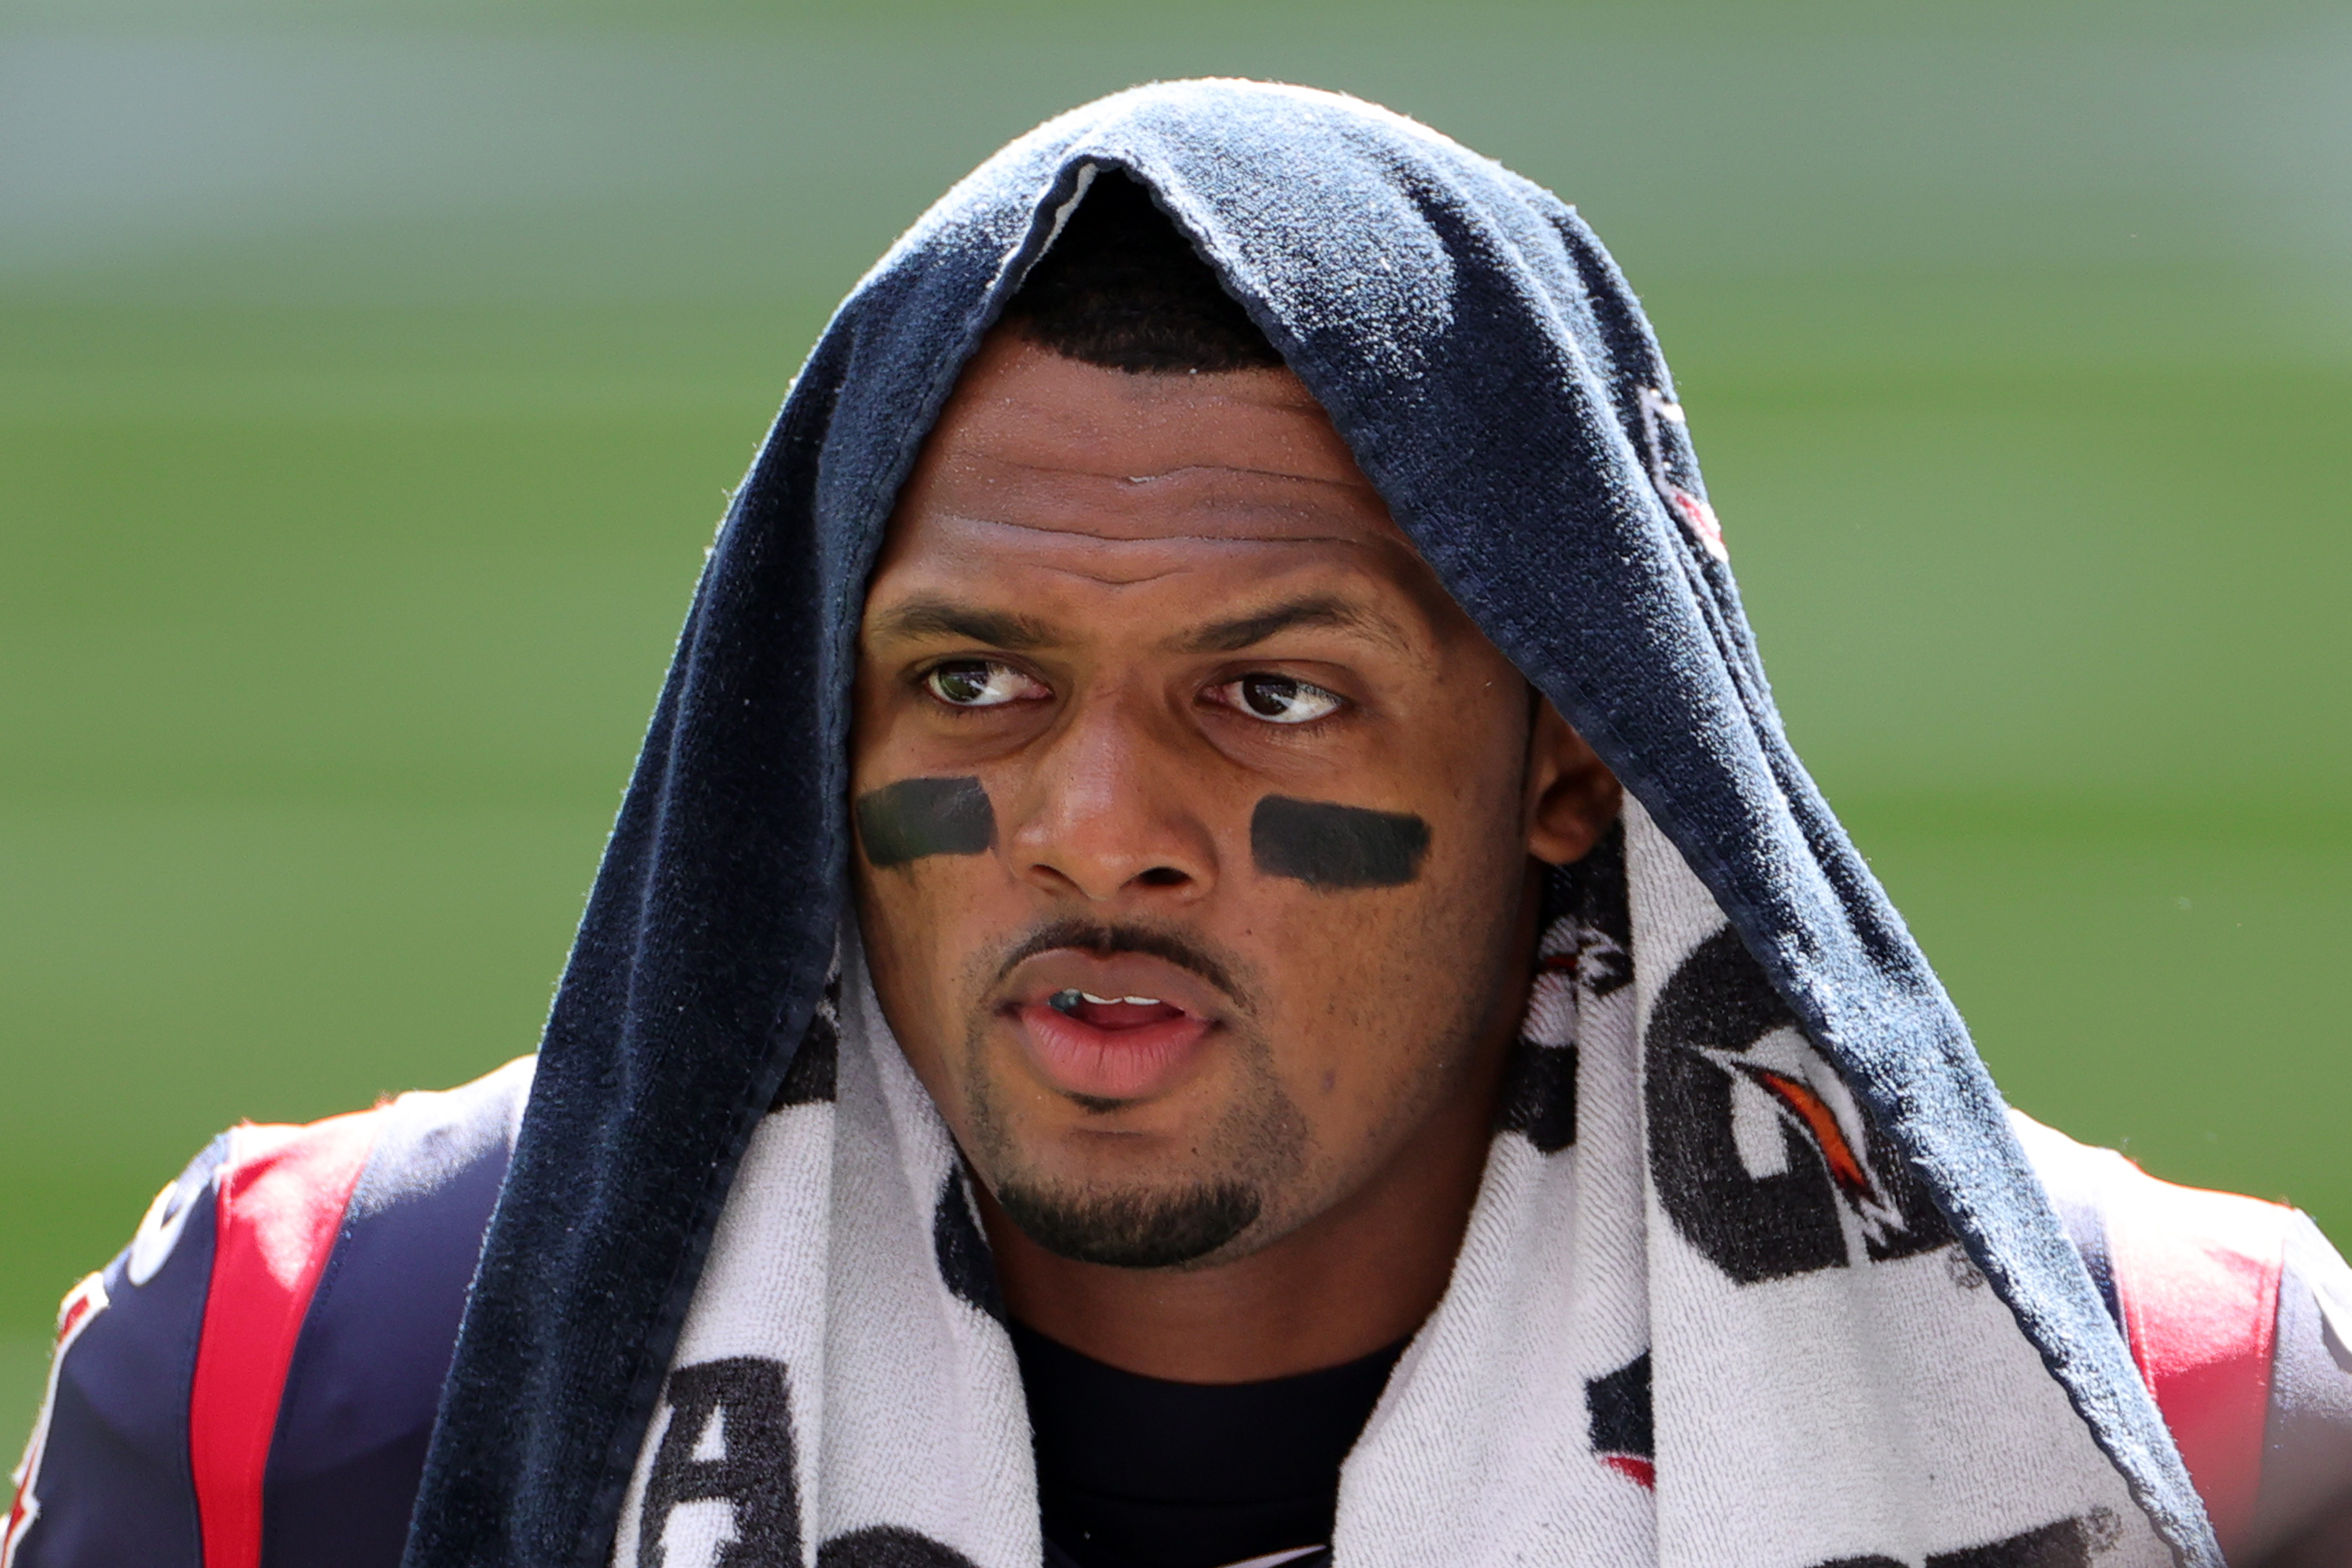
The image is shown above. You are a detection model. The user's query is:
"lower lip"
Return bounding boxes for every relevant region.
[1011,1001,1217,1101]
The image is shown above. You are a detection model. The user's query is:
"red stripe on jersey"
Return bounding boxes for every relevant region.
[3,1274,111,1568]
[189,1113,377,1568]
[2107,1164,2290,1558]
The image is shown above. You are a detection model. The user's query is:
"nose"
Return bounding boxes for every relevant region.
[1005,690,1216,905]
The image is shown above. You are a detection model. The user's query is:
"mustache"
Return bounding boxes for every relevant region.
[990,917,1251,1011]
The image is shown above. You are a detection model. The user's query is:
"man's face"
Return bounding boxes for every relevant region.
[851,331,1608,1272]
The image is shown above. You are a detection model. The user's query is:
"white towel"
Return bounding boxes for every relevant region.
[613,801,2165,1568]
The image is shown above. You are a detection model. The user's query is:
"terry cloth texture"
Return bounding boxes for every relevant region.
[608,806,2165,1568]
[404,81,2220,1567]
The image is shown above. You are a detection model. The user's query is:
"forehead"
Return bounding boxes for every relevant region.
[867,331,1447,616]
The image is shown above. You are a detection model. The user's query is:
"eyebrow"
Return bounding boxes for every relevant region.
[867,599,1061,651]
[867,592,1409,658]
[1173,595,1407,654]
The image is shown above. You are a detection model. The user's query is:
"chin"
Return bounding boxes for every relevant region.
[991,1169,1265,1271]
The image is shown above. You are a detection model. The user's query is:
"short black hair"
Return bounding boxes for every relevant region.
[1004,171,1285,374]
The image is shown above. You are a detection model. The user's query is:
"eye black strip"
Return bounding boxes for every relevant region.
[856,777,995,867]
[1250,796,1430,889]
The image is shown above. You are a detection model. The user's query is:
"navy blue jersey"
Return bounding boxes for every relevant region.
[3,1059,529,1568]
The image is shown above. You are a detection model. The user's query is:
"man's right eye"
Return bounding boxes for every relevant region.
[923,660,1047,708]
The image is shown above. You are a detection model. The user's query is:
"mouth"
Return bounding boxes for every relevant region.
[998,952,1225,1102]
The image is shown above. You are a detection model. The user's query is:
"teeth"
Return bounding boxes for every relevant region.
[1057,989,1167,1009]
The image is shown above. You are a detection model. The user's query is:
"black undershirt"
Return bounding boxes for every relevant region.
[1009,1320,1406,1568]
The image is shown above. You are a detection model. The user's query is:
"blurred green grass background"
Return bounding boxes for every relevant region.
[4,0,2348,1436]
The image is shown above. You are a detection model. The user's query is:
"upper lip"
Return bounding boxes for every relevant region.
[998,949,1232,1026]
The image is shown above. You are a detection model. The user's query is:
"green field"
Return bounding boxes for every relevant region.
[3,0,2347,1441]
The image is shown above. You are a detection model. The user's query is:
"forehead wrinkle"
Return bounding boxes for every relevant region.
[959,453,1378,496]
[935,511,1369,550]
[946,505,1363,545]
[940,447,1380,502]
[909,441,1398,550]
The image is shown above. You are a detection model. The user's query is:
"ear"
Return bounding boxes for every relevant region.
[1522,696,1623,866]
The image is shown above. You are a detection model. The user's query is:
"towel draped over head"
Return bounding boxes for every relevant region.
[403,80,2219,1568]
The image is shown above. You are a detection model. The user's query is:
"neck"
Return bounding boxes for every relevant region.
[974,1032,1510,1384]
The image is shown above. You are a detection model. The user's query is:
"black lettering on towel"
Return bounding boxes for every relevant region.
[1809,1513,2097,1568]
[1645,926,1952,1285]
[1926,1517,2094,1568]
[1250,796,1429,889]
[817,1526,985,1567]
[769,970,842,1111]
[856,777,995,867]
[1584,1350,1654,1488]
[1496,1042,1578,1152]
[932,1167,1005,1321]
[640,1357,800,1568]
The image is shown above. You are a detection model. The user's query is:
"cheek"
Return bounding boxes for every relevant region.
[850,850,1004,1091]
[848,772,1003,1050]
[1240,793,1529,1119]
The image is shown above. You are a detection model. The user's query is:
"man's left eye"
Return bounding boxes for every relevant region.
[924,660,1046,708]
[1217,675,1344,725]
